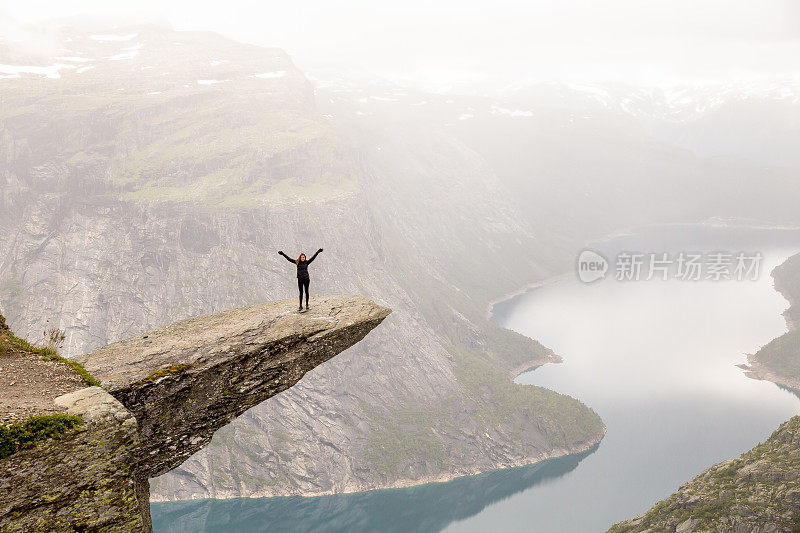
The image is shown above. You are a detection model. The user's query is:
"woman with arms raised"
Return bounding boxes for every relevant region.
[278,248,323,311]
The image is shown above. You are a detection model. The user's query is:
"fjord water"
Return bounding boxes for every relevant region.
[454,225,800,532]
[152,225,800,532]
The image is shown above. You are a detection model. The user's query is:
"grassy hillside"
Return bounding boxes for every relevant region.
[747,252,800,390]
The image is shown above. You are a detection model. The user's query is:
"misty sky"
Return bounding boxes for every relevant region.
[3,0,800,88]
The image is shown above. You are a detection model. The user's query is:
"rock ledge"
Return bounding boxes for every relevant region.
[2,295,390,532]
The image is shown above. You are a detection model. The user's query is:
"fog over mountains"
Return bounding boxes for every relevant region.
[1,22,799,501]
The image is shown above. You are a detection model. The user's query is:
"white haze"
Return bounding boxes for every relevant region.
[2,0,800,91]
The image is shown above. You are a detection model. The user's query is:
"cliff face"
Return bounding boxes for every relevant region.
[76,295,391,480]
[0,387,143,532]
[608,416,800,533]
[0,295,389,532]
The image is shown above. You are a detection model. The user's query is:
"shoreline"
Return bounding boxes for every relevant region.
[743,359,800,393]
[742,251,800,389]
[483,273,569,378]
[484,273,570,321]
[149,429,606,503]
[773,263,799,332]
[485,273,570,378]
[779,289,798,332]
[506,348,562,380]
[485,218,800,322]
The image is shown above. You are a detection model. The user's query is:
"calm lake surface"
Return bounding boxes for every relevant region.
[153,225,800,533]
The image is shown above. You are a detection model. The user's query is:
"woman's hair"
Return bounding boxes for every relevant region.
[297,253,306,264]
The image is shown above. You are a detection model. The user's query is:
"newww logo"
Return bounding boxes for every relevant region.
[576,249,608,283]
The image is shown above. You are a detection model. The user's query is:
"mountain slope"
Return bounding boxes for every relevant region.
[608,416,800,533]
[745,252,800,391]
[0,23,603,499]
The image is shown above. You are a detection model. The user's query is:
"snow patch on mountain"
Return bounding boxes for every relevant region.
[490,105,533,117]
[253,71,287,79]
[517,79,800,122]
[90,34,137,42]
[0,63,76,79]
[56,56,93,63]
[107,50,139,61]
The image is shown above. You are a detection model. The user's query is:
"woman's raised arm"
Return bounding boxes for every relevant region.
[278,251,296,263]
[307,248,323,264]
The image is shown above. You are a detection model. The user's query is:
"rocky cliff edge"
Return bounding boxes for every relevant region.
[1,295,390,532]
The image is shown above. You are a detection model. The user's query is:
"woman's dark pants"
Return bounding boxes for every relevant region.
[298,277,310,308]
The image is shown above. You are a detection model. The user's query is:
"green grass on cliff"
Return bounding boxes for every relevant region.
[0,414,82,460]
[454,348,605,448]
[140,363,193,384]
[5,333,100,387]
[0,314,100,387]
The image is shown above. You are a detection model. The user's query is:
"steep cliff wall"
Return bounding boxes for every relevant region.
[1,387,143,532]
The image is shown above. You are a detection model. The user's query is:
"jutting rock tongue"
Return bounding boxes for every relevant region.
[0,295,390,533]
[75,294,391,479]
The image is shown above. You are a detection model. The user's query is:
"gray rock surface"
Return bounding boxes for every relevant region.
[75,295,390,480]
[0,387,143,532]
[54,385,134,423]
